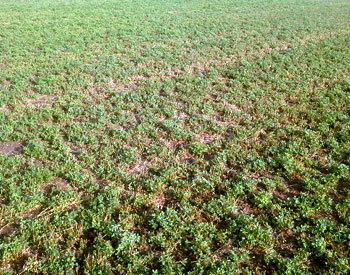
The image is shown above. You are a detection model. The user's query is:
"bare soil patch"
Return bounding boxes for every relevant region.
[40,177,70,193]
[0,142,23,156]
[0,105,10,111]
[27,95,54,107]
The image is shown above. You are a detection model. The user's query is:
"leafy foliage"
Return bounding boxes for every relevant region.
[1,0,350,273]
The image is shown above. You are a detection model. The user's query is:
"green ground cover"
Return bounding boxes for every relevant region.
[1,0,350,273]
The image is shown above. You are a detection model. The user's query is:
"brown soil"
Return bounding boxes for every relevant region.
[0,142,23,156]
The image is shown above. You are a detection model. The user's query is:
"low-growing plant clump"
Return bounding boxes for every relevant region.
[1,0,350,273]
